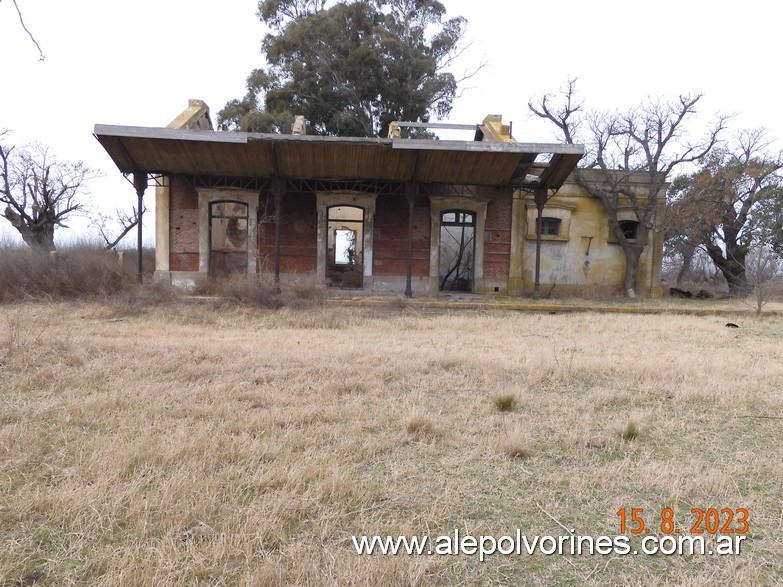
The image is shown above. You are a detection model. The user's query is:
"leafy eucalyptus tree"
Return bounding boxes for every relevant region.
[218,0,469,137]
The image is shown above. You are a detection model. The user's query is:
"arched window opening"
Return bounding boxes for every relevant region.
[209,201,248,276]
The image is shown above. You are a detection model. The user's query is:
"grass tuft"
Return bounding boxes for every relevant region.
[493,391,519,412]
[194,274,284,308]
[384,296,411,312]
[619,418,641,442]
[501,430,530,459]
[406,414,441,440]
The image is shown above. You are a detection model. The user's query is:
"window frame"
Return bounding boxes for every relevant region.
[525,202,574,242]
[540,217,562,237]
[207,199,250,277]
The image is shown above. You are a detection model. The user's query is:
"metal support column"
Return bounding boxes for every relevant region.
[133,172,147,284]
[272,179,285,292]
[533,186,548,298]
[404,181,417,298]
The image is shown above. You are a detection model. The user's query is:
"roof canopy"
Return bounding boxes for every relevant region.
[93,125,584,190]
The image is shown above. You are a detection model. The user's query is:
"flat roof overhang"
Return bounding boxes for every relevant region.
[93,125,584,191]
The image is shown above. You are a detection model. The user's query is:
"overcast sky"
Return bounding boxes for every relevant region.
[2,0,781,246]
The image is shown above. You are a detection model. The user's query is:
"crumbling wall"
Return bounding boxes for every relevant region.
[169,176,199,272]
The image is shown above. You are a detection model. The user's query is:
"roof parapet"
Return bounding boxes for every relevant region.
[479,115,514,142]
[167,99,213,131]
[387,115,515,143]
[292,115,307,135]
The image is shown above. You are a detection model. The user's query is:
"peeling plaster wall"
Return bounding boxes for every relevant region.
[518,180,664,296]
[154,100,214,284]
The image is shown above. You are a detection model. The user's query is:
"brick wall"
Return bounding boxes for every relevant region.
[166,180,514,281]
[373,195,431,277]
[258,191,317,273]
[169,177,199,272]
[481,186,512,280]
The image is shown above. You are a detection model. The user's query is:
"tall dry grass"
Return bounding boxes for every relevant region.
[0,304,782,585]
[0,242,153,302]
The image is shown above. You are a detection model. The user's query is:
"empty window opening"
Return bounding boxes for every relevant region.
[209,201,248,277]
[540,217,561,237]
[439,210,475,292]
[619,220,639,240]
[327,206,364,288]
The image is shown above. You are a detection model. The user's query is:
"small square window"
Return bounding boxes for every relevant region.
[541,217,561,237]
[619,220,639,240]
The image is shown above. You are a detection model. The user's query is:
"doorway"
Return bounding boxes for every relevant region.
[326,205,364,288]
[209,201,249,277]
[439,210,475,292]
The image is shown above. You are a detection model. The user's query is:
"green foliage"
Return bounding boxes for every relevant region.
[218,0,466,137]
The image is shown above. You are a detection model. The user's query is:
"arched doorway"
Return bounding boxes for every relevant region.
[439,210,475,292]
[326,205,364,288]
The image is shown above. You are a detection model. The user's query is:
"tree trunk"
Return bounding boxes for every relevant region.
[622,244,642,297]
[705,242,749,296]
[23,225,56,252]
[4,208,57,252]
[676,243,696,286]
[723,268,749,296]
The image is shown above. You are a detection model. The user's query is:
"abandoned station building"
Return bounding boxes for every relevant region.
[94,100,664,297]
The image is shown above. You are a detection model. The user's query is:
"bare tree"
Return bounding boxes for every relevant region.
[1,133,93,251]
[91,205,144,251]
[530,80,727,296]
[745,245,782,314]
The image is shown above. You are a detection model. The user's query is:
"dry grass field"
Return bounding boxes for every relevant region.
[1,300,782,586]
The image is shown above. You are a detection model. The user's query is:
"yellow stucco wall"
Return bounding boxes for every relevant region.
[514,181,664,297]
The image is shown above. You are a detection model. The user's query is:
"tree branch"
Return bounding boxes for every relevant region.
[8,0,45,61]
